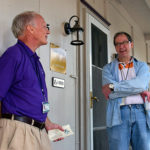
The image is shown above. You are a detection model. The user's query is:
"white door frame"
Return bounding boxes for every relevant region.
[85,12,110,150]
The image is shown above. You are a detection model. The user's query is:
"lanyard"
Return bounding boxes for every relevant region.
[18,42,47,102]
[119,63,130,80]
[118,57,133,81]
[33,57,47,101]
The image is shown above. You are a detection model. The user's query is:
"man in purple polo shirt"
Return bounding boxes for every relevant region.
[0,11,63,150]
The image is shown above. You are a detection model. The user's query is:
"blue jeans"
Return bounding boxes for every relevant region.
[107,104,150,150]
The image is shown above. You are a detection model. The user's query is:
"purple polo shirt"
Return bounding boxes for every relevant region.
[0,40,48,122]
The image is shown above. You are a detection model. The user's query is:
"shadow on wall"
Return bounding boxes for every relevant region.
[0,25,16,56]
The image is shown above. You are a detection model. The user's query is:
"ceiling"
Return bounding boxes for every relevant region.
[118,0,150,40]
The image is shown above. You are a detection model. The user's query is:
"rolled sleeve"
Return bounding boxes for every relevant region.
[113,62,150,93]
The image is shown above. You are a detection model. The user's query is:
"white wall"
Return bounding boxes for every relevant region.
[107,0,147,62]
[39,1,78,150]
[0,0,39,54]
[0,0,78,150]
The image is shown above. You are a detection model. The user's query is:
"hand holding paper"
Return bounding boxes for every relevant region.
[48,124,74,141]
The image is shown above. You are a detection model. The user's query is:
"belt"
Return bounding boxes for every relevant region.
[1,114,45,130]
[120,104,144,109]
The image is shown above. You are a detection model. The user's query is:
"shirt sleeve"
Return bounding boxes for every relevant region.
[0,48,20,100]
[102,63,118,85]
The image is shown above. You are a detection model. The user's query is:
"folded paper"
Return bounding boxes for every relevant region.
[48,124,74,141]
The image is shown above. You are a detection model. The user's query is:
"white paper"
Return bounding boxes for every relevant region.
[144,96,150,111]
[48,124,74,141]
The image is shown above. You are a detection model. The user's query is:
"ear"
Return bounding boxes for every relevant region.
[26,25,34,34]
[131,42,134,49]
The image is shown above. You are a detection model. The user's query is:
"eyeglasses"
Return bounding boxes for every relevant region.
[115,41,130,47]
[46,24,50,31]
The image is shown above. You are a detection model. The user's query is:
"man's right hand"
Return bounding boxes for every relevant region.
[102,84,112,100]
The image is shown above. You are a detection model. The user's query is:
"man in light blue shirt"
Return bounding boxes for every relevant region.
[102,32,150,150]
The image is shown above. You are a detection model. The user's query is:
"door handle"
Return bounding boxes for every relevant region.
[90,92,99,108]
[91,96,99,102]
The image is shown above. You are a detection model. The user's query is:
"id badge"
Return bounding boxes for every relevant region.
[42,102,50,113]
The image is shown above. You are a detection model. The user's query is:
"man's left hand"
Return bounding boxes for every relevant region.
[45,117,64,142]
[141,91,150,102]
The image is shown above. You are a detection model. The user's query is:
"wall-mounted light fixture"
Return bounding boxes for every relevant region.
[64,15,84,46]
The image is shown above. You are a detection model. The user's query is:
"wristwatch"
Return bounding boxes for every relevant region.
[109,83,114,91]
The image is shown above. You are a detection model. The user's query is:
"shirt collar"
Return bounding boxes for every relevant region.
[18,40,40,60]
[117,56,134,70]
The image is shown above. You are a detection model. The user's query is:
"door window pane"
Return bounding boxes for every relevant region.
[91,23,108,67]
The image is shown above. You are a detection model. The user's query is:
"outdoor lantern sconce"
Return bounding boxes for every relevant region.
[64,15,84,46]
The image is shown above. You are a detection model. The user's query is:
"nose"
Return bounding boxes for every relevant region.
[119,43,125,48]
